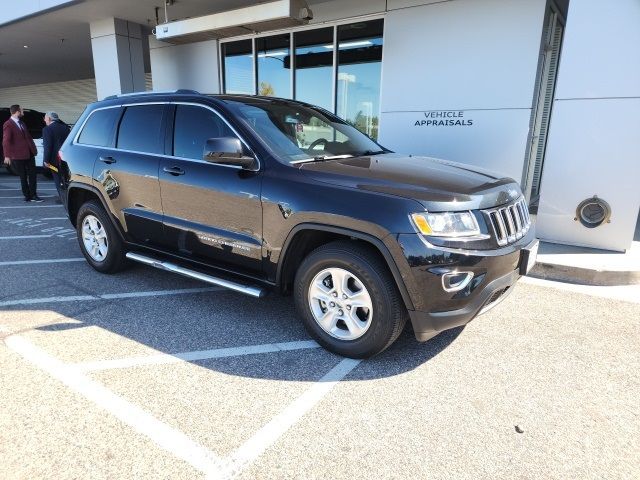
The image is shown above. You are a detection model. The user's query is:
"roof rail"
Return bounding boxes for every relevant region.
[103,89,200,101]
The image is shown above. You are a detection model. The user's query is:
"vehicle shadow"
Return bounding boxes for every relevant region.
[25,285,464,382]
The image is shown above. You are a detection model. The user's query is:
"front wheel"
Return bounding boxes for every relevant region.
[76,200,127,273]
[294,241,407,358]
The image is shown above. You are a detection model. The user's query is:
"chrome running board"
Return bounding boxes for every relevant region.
[126,252,266,298]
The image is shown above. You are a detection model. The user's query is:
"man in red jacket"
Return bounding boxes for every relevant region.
[2,104,41,202]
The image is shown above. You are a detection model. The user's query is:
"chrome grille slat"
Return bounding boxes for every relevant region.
[485,197,531,247]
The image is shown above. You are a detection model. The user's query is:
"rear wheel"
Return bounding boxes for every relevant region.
[294,241,407,358]
[76,200,127,273]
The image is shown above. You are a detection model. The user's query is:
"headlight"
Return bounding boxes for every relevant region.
[411,211,481,238]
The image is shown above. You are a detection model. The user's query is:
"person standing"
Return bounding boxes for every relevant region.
[43,111,70,204]
[2,104,41,202]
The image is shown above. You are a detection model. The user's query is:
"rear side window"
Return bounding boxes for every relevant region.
[22,110,46,139]
[77,108,120,146]
[117,105,164,154]
[173,105,236,160]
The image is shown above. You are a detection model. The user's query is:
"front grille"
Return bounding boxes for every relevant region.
[485,197,531,246]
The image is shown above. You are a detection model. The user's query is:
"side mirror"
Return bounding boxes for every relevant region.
[203,137,256,170]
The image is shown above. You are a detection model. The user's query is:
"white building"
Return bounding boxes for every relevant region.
[1,0,638,252]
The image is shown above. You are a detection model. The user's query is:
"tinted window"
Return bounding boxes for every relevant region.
[22,110,46,139]
[78,108,120,147]
[117,105,164,153]
[173,105,235,160]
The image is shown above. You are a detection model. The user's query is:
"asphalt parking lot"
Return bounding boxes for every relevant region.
[1,172,639,480]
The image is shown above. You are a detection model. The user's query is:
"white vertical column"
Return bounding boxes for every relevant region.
[536,0,640,251]
[90,18,146,99]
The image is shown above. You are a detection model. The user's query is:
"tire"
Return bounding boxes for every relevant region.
[294,241,407,358]
[76,200,127,273]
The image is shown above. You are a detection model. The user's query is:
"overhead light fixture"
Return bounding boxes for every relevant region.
[258,51,287,58]
[323,40,372,49]
[23,45,29,48]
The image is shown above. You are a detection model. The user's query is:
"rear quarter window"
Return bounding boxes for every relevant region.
[77,108,120,147]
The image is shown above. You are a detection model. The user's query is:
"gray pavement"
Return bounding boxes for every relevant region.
[1,172,639,480]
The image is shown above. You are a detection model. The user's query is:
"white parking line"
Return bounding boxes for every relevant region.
[0,234,54,239]
[0,195,56,199]
[41,217,69,220]
[0,204,64,209]
[222,358,362,479]
[74,340,321,372]
[0,258,85,266]
[5,335,226,476]
[0,188,57,191]
[0,287,221,308]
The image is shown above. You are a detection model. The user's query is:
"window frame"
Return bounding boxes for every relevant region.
[219,14,385,119]
[74,105,122,148]
[73,101,261,172]
[166,102,261,171]
[115,103,166,155]
[170,103,238,162]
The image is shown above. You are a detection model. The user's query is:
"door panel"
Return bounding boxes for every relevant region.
[159,103,263,273]
[93,104,165,246]
[159,160,262,272]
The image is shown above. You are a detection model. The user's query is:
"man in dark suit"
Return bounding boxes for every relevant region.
[43,111,70,204]
[2,104,40,202]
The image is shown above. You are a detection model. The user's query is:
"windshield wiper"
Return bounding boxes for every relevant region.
[292,154,354,164]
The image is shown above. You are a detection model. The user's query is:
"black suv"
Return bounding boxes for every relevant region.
[59,91,538,358]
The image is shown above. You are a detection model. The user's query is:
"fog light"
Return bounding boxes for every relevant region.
[442,271,474,292]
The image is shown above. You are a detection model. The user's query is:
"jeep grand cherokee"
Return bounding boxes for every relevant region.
[59,90,538,358]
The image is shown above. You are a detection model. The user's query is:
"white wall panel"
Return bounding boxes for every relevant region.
[378,0,546,180]
[386,0,453,12]
[379,109,531,181]
[536,0,640,251]
[150,38,220,94]
[536,99,640,251]
[381,0,545,112]
[553,0,640,100]
[309,0,385,23]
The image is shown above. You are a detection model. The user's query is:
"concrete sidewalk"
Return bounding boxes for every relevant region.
[530,213,640,286]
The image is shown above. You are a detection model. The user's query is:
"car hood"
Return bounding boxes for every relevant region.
[298,153,522,211]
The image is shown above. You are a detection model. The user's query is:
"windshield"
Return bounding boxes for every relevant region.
[224,99,385,163]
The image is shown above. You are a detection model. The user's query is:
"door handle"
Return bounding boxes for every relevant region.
[99,156,116,164]
[163,166,185,176]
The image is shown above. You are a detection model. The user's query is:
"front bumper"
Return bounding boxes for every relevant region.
[395,231,537,342]
[408,268,519,341]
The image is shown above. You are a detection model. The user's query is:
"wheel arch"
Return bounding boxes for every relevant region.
[277,224,415,311]
[66,184,125,242]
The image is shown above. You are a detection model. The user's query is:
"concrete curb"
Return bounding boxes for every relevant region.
[530,262,640,286]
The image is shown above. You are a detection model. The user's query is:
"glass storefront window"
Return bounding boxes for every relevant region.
[336,20,383,140]
[221,20,384,140]
[294,27,334,111]
[256,34,291,98]
[223,40,254,94]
